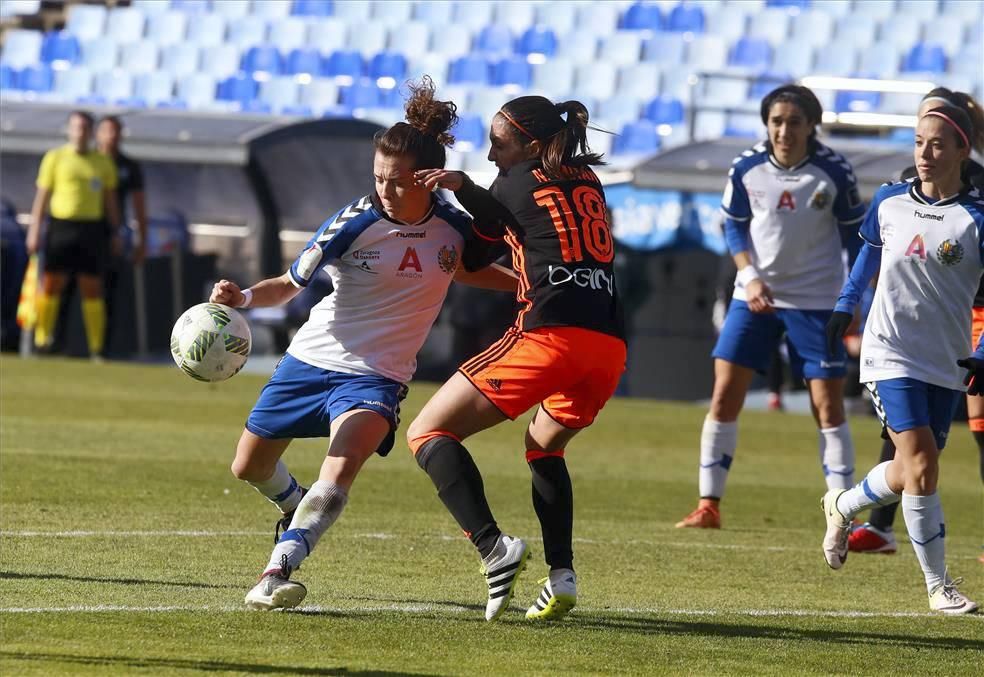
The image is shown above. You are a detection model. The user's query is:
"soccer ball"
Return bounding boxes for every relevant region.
[170,303,251,382]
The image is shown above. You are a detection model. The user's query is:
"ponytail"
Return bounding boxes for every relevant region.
[373,76,457,169]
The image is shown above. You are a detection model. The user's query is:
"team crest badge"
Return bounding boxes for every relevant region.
[808,188,831,210]
[936,239,964,266]
[438,245,458,274]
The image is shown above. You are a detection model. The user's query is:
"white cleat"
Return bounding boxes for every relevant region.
[481,534,529,621]
[245,573,307,611]
[526,568,577,621]
[821,489,850,570]
[929,578,979,615]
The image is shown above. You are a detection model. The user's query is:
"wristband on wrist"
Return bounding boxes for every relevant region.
[736,265,760,286]
[239,288,253,308]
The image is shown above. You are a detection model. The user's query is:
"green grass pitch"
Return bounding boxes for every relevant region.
[1,356,981,675]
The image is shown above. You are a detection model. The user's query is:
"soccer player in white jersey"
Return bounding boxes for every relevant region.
[208,79,517,611]
[677,85,866,529]
[823,104,983,614]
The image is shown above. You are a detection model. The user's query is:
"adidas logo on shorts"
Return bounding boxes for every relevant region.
[485,378,502,392]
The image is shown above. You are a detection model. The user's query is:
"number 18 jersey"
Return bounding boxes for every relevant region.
[478,160,624,339]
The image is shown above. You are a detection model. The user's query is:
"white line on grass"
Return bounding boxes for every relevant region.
[1,603,980,621]
[2,530,980,559]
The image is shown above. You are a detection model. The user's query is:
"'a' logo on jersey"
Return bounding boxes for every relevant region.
[776,190,796,211]
[398,247,422,272]
[905,233,927,261]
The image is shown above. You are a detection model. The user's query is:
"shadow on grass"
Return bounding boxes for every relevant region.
[0,570,238,590]
[0,651,436,676]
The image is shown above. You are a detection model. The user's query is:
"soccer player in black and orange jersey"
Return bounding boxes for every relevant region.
[410,96,625,622]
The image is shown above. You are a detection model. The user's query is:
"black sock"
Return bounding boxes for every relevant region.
[416,436,500,558]
[973,431,984,483]
[868,438,898,530]
[530,456,573,571]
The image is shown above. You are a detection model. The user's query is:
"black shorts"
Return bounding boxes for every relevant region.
[44,218,111,276]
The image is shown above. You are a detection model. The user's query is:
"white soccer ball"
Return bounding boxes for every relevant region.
[170,303,251,382]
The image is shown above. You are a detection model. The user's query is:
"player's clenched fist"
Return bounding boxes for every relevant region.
[210,279,243,306]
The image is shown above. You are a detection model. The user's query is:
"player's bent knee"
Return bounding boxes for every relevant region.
[408,429,461,458]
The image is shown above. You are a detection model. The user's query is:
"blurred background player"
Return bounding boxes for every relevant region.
[823,103,982,614]
[208,79,516,611]
[849,88,984,560]
[411,95,625,622]
[26,110,119,358]
[677,85,865,529]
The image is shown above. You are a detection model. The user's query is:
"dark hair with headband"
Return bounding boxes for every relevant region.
[498,95,605,180]
[374,76,457,170]
[922,88,984,154]
[922,105,974,150]
[759,84,823,138]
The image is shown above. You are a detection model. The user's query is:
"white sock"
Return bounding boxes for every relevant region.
[698,418,737,499]
[819,423,855,490]
[247,460,304,514]
[265,480,348,574]
[901,492,947,593]
[835,461,899,519]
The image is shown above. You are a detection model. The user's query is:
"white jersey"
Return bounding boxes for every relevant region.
[859,180,984,390]
[721,141,866,309]
[286,193,472,383]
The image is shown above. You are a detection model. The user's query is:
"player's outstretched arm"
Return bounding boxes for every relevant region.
[209,272,301,309]
[453,262,518,292]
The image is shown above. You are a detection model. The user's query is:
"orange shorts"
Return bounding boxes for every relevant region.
[459,326,626,429]
[973,306,984,346]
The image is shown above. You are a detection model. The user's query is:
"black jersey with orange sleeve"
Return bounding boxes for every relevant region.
[457,160,624,339]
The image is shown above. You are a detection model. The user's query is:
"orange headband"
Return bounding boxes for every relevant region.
[498,109,536,141]
[923,110,970,148]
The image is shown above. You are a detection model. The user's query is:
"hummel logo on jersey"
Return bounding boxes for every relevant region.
[914,209,944,221]
[397,231,427,238]
[485,378,502,392]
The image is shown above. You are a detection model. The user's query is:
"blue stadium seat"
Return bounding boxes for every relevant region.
[789,10,833,48]
[407,53,449,85]
[878,15,923,50]
[448,54,490,85]
[176,72,217,107]
[145,10,188,46]
[292,0,334,17]
[531,60,575,99]
[201,44,242,79]
[211,0,250,19]
[728,37,772,70]
[282,104,314,117]
[131,0,168,14]
[333,0,372,23]
[706,4,749,42]
[813,40,856,74]
[451,0,495,30]
[771,43,813,78]
[268,17,308,52]
[119,42,160,74]
[534,2,577,35]
[227,16,268,49]
[748,8,791,47]
[493,1,535,34]
[600,31,644,66]
[242,45,284,77]
[217,73,259,103]
[451,113,485,151]
[369,51,408,85]
[252,0,292,20]
[94,70,134,101]
[597,96,641,129]
[620,2,663,31]
[339,80,382,109]
[642,32,686,65]
[414,0,454,25]
[389,22,431,58]
[106,8,147,44]
[766,0,810,7]
[134,71,174,105]
[516,26,557,62]
[467,86,508,122]
[299,77,340,112]
[941,0,981,19]
[371,0,413,27]
[903,43,947,73]
[41,32,81,67]
[850,0,895,20]
[835,15,876,49]
[348,27,388,59]
[687,35,728,71]
[0,0,40,18]
[703,77,748,106]
[185,13,226,47]
[324,49,363,83]
[834,90,881,113]
[170,0,211,13]
[65,5,106,42]
[724,113,762,138]
[308,18,348,54]
[259,76,299,110]
[161,43,199,76]
[577,3,620,37]
[1,29,43,68]
[475,25,514,58]
[490,57,532,88]
[858,42,900,77]
[554,30,600,65]
[286,48,323,78]
[428,22,471,58]
[81,37,119,72]
[666,4,705,33]
[0,64,15,90]
[240,100,272,114]
[53,66,92,100]
[643,96,685,125]
[750,74,789,100]
[115,96,148,108]
[613,121,660,155]
[617,62,661,102]
[574,62,618,100]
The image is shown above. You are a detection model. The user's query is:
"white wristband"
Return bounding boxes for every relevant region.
[239,288,253,308]
[736,266,760,286]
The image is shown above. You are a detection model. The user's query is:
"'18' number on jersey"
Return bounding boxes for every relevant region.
[533,186,614,263]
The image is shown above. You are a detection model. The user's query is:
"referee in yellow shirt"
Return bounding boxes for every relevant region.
[26,110,120,357]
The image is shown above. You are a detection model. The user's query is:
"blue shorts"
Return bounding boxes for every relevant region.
[713,300,847,380]
[866,378,960,450]
[246,353,408,456]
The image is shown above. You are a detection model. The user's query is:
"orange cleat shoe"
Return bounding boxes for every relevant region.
[675,501,721,529]
[847,522,897,554]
